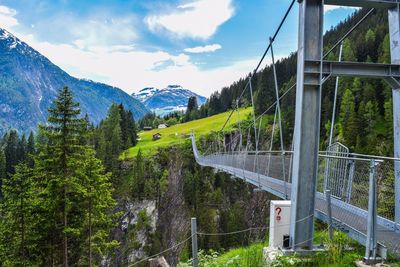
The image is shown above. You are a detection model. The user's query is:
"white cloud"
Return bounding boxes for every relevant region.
[324,5,359,14]
[16,31,256,96]
[0,5,18,30]
[145,0,234,39]
[26,37,257,96]
[36,14,138,49]
[0,4,259,97]
[184,44,222,53]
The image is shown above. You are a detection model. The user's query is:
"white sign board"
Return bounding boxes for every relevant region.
[269,200,291,248]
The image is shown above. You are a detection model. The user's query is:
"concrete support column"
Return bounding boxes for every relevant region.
[290,0,324,249]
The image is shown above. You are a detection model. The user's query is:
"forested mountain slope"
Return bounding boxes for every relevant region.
[200,8,393,156]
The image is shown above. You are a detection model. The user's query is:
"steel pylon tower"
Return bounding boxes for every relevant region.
[290,0,400,251]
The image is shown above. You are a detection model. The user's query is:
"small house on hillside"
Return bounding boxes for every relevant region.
[144,126,152,131]
[153,133,162,141]
[158,123,168,129]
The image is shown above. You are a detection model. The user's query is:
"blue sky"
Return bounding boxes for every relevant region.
[0,0,357,96]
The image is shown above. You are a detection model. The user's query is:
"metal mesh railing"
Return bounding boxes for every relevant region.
[192,135,400,255]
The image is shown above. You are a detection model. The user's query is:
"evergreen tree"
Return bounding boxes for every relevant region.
[339,89,358,148]
[4,130,19,176]
[342,39,356,61]
[132,149,145,200]
[102,103,122,173]
[79,149,116,266]
[0,164,37,266]
[119,104,130,149]
[363,100,379,134]
[17,134,27,164]
[26,132,36,167]
[126,110,138,147]
[379,34,390,63]
[187,96,198,113]
[0,150,5,197]
[36,86,87,266]
[118,105,138,149]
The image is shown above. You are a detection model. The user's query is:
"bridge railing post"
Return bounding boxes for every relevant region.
[191,217,198,267]
[325,189,333,240]
[364,160,378,264]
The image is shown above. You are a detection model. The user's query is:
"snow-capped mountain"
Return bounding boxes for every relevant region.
[132,85,206,116]
[0,28,148,134]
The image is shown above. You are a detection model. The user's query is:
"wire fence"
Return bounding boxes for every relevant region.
[128,213,333,266]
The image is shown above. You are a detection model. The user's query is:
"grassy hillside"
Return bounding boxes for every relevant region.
[124,107,252,158]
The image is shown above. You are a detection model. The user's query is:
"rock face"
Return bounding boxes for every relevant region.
[132,85,206,116]
[0,28,148,134]
[156,148,190,266]
[124,200,158,263]
[105,199,158,267]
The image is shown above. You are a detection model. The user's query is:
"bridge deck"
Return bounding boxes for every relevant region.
[193,149,400,256]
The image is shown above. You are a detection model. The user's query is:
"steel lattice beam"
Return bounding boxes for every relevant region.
[325,0,400,8]
[304,60,400,87]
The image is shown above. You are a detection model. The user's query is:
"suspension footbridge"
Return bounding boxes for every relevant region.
[191,0,400,261]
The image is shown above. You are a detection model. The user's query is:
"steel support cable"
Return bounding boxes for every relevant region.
[266,105,278,177]
[249,76,261,187]
[128,234,194,266]
[253,0,296,74]
[324,42,343,196]
[257,117,263,154]
[220,0,296,133]
[236,100,243,151]
[221,82,296,152]
[221,6,372,134]
[270,38,288,199]
[323,8,374,60]
[197,213,315,236]
[328,42,343,146]
[230,4,374,141]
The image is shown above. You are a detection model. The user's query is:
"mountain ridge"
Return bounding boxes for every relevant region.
[0,28,149,134]
[132,85,206,116]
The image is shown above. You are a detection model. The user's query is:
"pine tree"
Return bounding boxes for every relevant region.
[379,34,390,63]
[187,96,198,113]
[132,149,145,200]
[17,134,27,164]
[339,89,358,148]
[342,39,356,61]
[119,104,130,149]
[0,150,6,198]
[126,110,138,147]
[118,105,138,149]
[37,86,87,266]
[363,100,379,134]
[26,132,36,167]
[79,149,116,266]
[102,103,122,173]
[0,163,36,266]
[4,130,19,176]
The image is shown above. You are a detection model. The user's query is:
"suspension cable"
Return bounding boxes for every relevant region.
[128,234,194,266]
[328,41,343,146]
[324,8,374,59]
[270,38,288,199]
[220,0,296,132]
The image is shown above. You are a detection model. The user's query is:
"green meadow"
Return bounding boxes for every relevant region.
[123,107,253,158]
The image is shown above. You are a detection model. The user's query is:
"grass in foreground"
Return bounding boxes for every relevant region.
[179,229,400,267]
[123,107,252,158]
